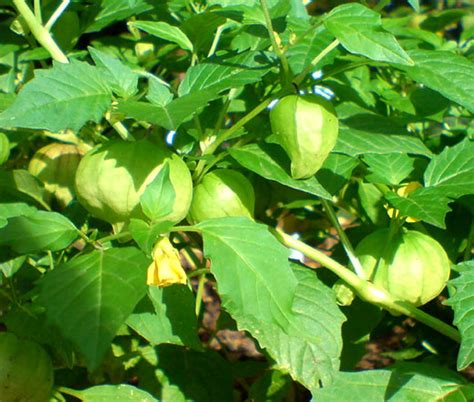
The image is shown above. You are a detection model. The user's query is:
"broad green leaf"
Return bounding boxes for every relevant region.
[287,25,338,75]
[363,153,414,185]
[424,139,474,198]
[399,50,474,113]
[76,384,157,401]
[117,91,217,130]
[0,255,26,278]
[180,11,226,54]
[140,163,175,223]
[0,211,78,253]
[249,369,291,402]
[197,217,297,328]
[324,4,413,65]
[311,363,473,401]
[147,78,173,106]
[334,128,432,157]
[0,170,49,209]
[385,187,451,229]
[0,202,36,228]
[131,21,194,52]
[358,182,389,226]
[445,264,474,370]
[39,247,149,370]
[178,51,273,96]
[197,218,344,387]
[316,153,359,195]
[229,143,332,200]
[152,345,234,402]
[119,53,272,129]
[127,286,202,350]
[129,219,173,256]
[0,61,112,131]
[89,47,138,98]
[85,0,154,32]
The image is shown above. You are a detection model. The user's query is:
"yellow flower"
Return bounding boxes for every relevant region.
[147,236,187,287]
[386,181,423,223]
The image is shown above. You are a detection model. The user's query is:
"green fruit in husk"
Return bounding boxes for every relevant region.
[187,169,255,224]
[0,132,9,165]
[75,140,193,225]
[270,94,339,179]
[356,228,451,306]
[0,332,54,402]
[28,143,86,208]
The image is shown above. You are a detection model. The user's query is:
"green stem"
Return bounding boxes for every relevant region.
[188,267,209,279]
[98,231,131,244]
[260,0,291,86]
[293,39,339,86]
[195,273,206,316]
[192,93,283,180]
[45,0,70,31]
[272,228,461,343]
[207,24,225,58]
[106,115,135,141]
[321,199,366,279]
[13,0,68,63]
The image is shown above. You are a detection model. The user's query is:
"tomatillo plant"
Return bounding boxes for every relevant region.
[0,0,473,401]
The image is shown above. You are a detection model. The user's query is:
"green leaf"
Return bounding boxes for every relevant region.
[424,139,474,198]
[385,187,451,229]
[358,182,389,226]
[0,211,78,253]
[85,0,154,33]
[152,345,234,402]
[0,202,36,228]
[334,128,432,157]
[0,61,112,131]
[76,384,157,401]
[197,217,297,328]
[147,78,173,106]
[399,50,474,113]
[89,47,138,98]
[127,285,202,350]
[363,153,414,185]
[445,263,474,370]
[140,163,176,223]
[311,363,473,400]
[249,369,291,402]
[229,143,332,200]
[197,218,344,387]
[0,170,49,209]
[316,153,359,195]
[178,51,273,96]
[286,25,338,74]
[129,219,173,256]
[324,3,413,65]
[38,247,149,370]
[131,21,194,52]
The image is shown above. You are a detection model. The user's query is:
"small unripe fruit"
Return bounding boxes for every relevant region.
[75,140,193,225]
[270,94,339,179]
[187,169,255,224]
[0,332,54,402]
[356,228,451,306]
[28,142,85,208]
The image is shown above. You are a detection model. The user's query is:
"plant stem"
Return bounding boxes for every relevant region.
[45,0,70,31]
[293,39,340,86]
[195,273,206,316]
[321,199,366,279]
[207,24,225,58]
[13,0,68,63]
[260,0,291,86]
[98,231,131,244]
[272,228,461,343]
[192,93,283,180]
